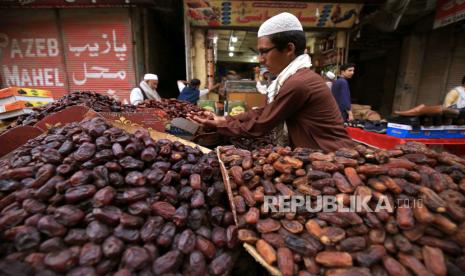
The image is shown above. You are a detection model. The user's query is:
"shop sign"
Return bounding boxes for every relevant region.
[434,0,465,29]
[0,12,69,98]
[184,0,363,28]
[61,14,135,103]
[0,0,152,8]
[0,10,136,102]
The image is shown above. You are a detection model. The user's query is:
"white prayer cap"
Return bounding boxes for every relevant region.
[325,71,336,80]
[258,12,303,38]
[144,73,158,81]
[260,67,269,75]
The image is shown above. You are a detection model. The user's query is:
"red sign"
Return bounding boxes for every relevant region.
[0,9,136,102]
[61,10,135,103]
[434,0,465,29]
[0,11,69,98]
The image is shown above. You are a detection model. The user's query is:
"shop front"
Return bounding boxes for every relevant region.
[183,0,363,111]
[0,1,149,103]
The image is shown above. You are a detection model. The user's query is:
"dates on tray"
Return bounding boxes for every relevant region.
[219,143,465,275]
[0,118,236,274]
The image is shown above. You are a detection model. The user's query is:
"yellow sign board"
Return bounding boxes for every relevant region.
[184,0,362,28]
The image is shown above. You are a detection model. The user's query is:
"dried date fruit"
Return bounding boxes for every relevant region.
[65,185,96,203]
[157,222,176,247]
[209,252,234,276]
[177,229,196,254]
[320,227,346,245]
[256,239,277,264]
[152,250,182,275]
[54,205,85,226]
[151,201,176,220]
[122,246,150,271]
[422,246,446,276]
[355,245,386,267]
[14,226,41,252]
[244,207,260,224]
[282,220,304,234]
[283,232,323,256]
[44,249,78,273]
[238,229,259,244]
[316,251,353,268]
[185,251,206,276]
[277,247,294,276]
[86,221,110,243]
[257,218,281,233]
[79,243,102,266]
[102,236,125,258]
[398,252,433,276]
[195,236,216,259]
[37,215,66,237]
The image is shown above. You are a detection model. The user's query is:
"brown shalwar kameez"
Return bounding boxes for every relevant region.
[217,68,353,152]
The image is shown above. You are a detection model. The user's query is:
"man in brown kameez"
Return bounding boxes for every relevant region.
[191,12,353,152]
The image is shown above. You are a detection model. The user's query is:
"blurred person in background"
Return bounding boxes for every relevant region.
[130,73,161,105]
[331,63,355,122]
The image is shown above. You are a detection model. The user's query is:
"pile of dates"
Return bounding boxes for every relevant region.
[12,91,136,127]
[0,117,238,275]
[137,99,206,120]
[219,142,465,275]
[228,135,274,151]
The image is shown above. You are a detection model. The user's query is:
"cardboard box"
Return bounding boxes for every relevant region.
[387,123,465,138]
[0,108,34,120]
[0,87,53,99]
[228,92,266,109]
[0,100,51,113]
[0,95,54,106]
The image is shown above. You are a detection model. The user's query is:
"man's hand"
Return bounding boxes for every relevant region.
[187,111,226,132]
[347,110,354,121]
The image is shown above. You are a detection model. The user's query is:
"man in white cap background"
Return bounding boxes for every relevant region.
[190,12,352,151]
[325,71,336,89]
[256,67,272,96]
[130,73,161,105]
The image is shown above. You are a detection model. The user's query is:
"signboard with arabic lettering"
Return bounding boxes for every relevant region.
[184,0,362,28]
[434,0,465,29]
[0,10,69,99]
[0,9,136,103]
[61,9,135,103]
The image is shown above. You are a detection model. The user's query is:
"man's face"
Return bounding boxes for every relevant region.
[263,72,270,80]
[257,36,294,76]
[341,67,355,79]
[147,80,158,90]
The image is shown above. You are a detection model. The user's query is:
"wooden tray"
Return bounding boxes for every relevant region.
[0,125,44,158]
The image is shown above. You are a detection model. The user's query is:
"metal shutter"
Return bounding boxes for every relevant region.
[446,32,465,92]
[60,8,136,104]
[416,26,454,105]
[0,9,69,99]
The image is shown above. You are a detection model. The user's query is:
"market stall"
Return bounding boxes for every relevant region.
[345,104,465,156]
[1,91,465,275]
[224,80,266,114]
[347,126,465,156]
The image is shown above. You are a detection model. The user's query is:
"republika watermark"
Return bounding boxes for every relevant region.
[263,195,422,213]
